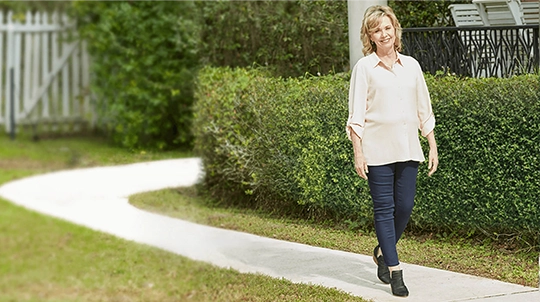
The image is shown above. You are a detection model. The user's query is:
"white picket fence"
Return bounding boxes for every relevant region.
[0,10,91,135]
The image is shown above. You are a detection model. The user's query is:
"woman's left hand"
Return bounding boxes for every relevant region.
[426,131,438,176]
[428,147,438,176]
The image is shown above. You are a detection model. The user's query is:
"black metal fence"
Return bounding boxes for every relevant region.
[402,25,539,78]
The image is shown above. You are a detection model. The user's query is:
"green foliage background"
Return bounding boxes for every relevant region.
[69,1,199,150]
[197,0,468,78]
[197,0,349,78]
[194,67,540,247]
[1,0,471,149]
[0,1,70,13]
[389,0,469,28]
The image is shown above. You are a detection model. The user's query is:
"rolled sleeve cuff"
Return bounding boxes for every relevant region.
[346,123,364,141]
[420,114,435,137]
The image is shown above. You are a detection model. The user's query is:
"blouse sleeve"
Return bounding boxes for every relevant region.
[415,62,435,137]
[346,62,368,140]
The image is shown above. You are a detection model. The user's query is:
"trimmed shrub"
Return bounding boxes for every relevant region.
[414,74,540,239]
[70,1,199,150]
[194,67,370,221]
[194,67,540,246]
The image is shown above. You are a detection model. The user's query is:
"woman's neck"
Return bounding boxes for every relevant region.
[375,47,397,69]
[376,47,396,60]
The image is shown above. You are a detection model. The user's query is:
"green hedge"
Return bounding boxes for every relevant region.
[414,75,540,237]
[193,67,371,221]
[70,2,199,150]
[194,66,540,245]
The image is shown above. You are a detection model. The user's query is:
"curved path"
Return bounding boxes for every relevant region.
[0,158,537,301]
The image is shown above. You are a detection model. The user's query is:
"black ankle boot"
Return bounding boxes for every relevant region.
[390,270,409,297]
[372,245,390,284]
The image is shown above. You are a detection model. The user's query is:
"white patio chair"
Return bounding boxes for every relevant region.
[520,1,539,24]
[472,0,538,76]
[449,3,485,27]
[472,0,523,25]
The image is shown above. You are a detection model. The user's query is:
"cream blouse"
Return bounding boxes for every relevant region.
[346,52,435,166]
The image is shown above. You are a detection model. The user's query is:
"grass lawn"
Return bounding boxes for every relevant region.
[0,134,366,302]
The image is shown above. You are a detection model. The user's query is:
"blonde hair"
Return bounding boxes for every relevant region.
[360,5,402,56]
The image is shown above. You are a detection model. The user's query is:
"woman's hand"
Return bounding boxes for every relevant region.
[428,147,438,176]
[426,131,438,176]
[351,130,369,180]
[354,153,369,180]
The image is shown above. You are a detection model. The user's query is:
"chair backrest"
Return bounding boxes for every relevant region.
[520,1,539,24]
[473,0,523,25]
[449,4,485,26]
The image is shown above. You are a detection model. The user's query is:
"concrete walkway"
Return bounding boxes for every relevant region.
[0,158,537,302]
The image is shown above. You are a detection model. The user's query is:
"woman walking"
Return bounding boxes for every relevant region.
[346,5,438,297]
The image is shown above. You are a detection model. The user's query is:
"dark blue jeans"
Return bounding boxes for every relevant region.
[368,161,419,267]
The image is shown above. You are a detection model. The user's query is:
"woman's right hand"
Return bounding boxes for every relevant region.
[350,129,368,180]
[354,153,369,180]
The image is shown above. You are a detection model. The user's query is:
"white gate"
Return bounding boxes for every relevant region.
[0,10,91,136]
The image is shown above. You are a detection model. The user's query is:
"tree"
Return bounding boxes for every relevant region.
[389,0,471,27]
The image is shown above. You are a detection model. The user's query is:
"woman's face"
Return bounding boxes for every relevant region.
[370,16,396,52]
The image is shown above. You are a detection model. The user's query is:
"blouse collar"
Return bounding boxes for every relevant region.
[368,52,404,68]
